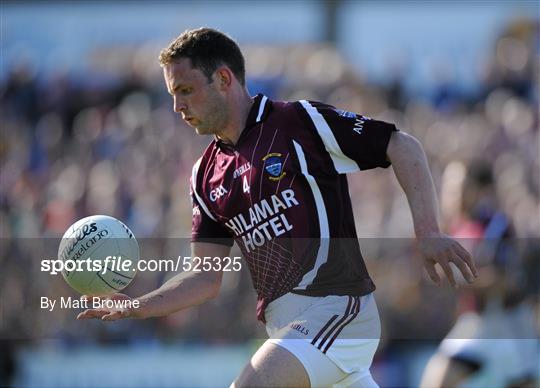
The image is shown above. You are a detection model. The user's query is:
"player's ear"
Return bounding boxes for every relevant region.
[214,66,233,90]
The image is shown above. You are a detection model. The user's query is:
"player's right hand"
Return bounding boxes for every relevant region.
[418,233,478,287]
[77,293,135,321]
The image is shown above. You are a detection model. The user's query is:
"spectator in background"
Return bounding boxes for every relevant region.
[420,160,538,388]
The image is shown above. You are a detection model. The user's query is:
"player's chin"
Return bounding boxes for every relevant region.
[182,117,197,128]
[194,126,211,135]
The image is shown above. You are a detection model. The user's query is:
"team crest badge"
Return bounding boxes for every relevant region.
[262,153,286,181]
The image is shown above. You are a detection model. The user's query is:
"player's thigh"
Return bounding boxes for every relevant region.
[232,341,310,388]
[268,338,355,388]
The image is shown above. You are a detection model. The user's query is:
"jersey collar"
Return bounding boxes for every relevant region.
[245,93,272,128]
[215,93,272,150]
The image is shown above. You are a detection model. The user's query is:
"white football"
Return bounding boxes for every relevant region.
[58,215,139,295]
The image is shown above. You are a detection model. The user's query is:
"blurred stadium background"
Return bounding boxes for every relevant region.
[1,1,538,387]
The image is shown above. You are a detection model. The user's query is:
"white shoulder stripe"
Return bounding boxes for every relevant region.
[191,158,217,222]
[292,140,330,290]
[255,95,268,123]
[299,100,358,174]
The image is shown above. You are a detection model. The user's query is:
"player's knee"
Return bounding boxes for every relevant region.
[234,370,307,388]
[233,342,310,387]
[232,365,264,388]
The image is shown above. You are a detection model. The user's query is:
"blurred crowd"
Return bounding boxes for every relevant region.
[1,17,538,385]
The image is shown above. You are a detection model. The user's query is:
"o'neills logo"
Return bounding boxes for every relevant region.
[61,230,109,275]
[290,322,309,336]
[60,223,109,263]
[233,162,251,179]
[63,222,97,257]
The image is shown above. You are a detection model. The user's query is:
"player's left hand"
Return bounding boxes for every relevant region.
[77,293,134,321]
[417,233,478,287]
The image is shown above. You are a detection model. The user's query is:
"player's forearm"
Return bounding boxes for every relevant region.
[132,270,221,319]
[387,132,440,237]
[132,242,229,319]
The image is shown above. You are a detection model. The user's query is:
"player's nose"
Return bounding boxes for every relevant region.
[173,96,187,113]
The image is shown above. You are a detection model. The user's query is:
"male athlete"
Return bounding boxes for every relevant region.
[78,28,478,387]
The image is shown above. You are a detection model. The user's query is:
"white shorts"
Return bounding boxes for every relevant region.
[265,292,381,387]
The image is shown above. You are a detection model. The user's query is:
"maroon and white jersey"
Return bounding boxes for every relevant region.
[191,94,397,321]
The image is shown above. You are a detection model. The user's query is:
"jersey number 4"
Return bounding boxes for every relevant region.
[243,176,250,193]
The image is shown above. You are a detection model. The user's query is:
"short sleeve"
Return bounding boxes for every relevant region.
[190,171,234,247]
[297,100,398,173]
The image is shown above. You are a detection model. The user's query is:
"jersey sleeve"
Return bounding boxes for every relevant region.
[297,100,398,173]
[190,165,234,247]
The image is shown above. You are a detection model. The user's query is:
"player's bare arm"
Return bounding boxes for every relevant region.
[77,242,230,321]
[386,131,478,286]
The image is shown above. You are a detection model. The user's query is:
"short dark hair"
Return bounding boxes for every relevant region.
[159,27,246,86]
